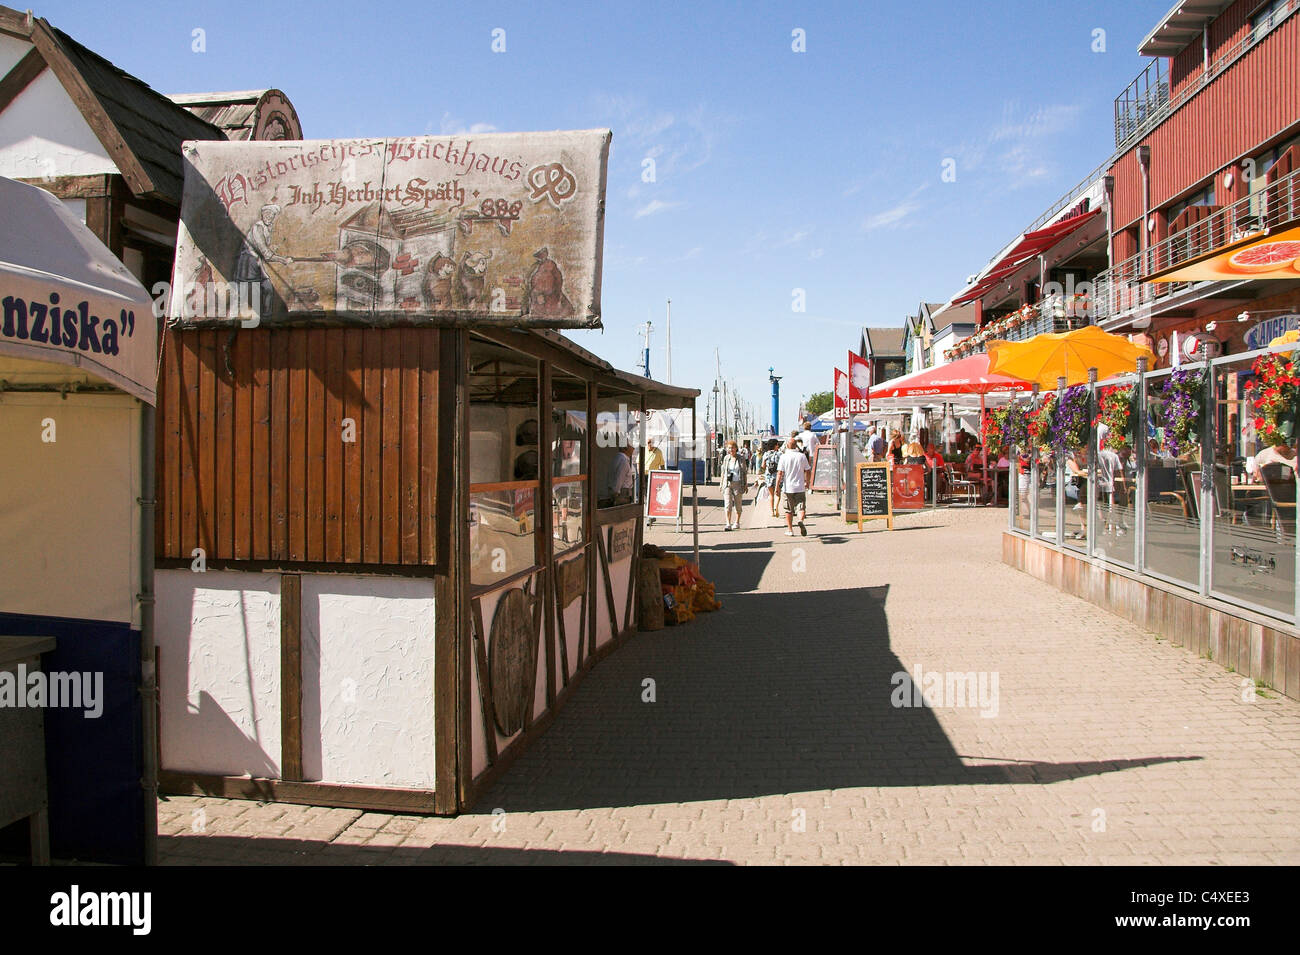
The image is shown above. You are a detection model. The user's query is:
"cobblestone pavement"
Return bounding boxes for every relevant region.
[158,487,1300,865]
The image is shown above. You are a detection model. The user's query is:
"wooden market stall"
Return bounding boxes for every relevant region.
[153,325,697,812]
[152,130,700,813]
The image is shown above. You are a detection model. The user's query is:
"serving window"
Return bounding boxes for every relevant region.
[468,336,541,587]
[595,391,642,510]
[551,371,587,554]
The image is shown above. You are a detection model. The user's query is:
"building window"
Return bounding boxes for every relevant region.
[1166,184,1216,224]
[1250,0,1293,43]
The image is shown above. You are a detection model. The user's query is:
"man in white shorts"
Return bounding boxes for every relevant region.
[776,436,813,536]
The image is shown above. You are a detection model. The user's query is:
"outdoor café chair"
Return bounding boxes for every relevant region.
[945,464,978,507]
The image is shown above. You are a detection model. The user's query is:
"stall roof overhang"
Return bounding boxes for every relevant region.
[474,328,700,407]
[952,209,1103,306]
[1138,1,1234,56]
[0,177,157,402]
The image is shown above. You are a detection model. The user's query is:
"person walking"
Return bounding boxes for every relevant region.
[721,440,747,531]
[760,439,782,516]
[776,436,812,537]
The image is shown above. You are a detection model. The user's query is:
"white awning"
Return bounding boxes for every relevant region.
[0,177,157,404]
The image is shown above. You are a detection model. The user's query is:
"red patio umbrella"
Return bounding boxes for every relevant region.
[868,354,1033,502]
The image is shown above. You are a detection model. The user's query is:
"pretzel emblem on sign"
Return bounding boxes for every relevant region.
[527,162,577,207]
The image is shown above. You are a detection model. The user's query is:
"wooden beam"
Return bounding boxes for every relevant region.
[433,329,459,814]
[159,772,438,815]
[280,573,303,781]
[473,328,597,383]
[470,597,498,764]
[540,359,556,709]
[0,46,45,114]
[28,20,156,197]
[453,330,474,810]
[15,173,111,199]
[587,383,598,663]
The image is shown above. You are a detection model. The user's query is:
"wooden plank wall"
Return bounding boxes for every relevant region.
[157,326,442,567]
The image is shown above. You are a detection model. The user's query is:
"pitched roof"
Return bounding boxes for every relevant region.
[0,6,226,204]
[862,326,906,358]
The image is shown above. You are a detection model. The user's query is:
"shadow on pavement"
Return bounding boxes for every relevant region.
[158,835,730,865]
[474,583,1201,813]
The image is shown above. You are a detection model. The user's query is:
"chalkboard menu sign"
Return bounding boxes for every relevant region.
[811,444,839,491]
[856,462,893,530]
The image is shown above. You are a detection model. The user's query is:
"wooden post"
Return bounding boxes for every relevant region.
[280,573,302,781]
[692,398,700,571]
[433,328,461,814]
[540,360,556,706]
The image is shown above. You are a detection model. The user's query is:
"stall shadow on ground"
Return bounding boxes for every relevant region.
[156,835,729,865]
[473,582,1200,814]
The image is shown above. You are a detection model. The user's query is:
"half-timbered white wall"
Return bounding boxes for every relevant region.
[0,34,117,180]
[156,569,436,789]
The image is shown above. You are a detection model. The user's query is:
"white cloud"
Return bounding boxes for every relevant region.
[439,112,497,135]
[809,248,824,259]
[863,200,920,230]
[776,228,812,247]
[634,199,685,218]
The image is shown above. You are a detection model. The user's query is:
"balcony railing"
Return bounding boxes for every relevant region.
[1093,164,1300,324]
[944,300,1092,361]
[1113,0,1300,152]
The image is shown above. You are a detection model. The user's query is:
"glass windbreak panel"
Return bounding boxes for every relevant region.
[1035,449,1060,542]
[1063,448,1087,551]
[1012,446,1030,532]
[470,485,538,587]
[1143,368,1203,588]
[552,477,585,554]
[1209,353,1296,617]
[1091,378,1138,565]
[595,394,638,508]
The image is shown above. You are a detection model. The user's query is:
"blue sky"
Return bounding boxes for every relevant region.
[45,0,1172,426]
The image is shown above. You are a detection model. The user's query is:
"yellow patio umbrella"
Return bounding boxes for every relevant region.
[986,325,1155,389]
[1269,329,1300,347]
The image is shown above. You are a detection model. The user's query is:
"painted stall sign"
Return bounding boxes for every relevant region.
[607,520,636,563]
[170,130,612,328]
[1244,314,1300,351]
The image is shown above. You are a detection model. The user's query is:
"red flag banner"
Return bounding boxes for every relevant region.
[848,351,871,414]
[833,368,849,420]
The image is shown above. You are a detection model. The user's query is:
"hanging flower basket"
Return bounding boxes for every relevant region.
[1159,368,1205,457]
[1247,352,1300,447]
[1094,384,1137,451]
[1026,394,1055,447]
[1043,385,1090,454]
[999,400,1030,451]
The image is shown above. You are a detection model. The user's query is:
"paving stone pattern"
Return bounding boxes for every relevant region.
[158,488,1300,865]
